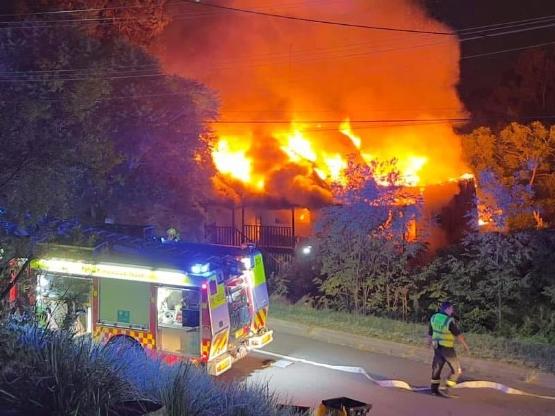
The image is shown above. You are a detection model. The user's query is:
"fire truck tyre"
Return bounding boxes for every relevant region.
[104,335,145,356]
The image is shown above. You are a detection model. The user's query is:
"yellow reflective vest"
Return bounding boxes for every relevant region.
[431,313,455,348]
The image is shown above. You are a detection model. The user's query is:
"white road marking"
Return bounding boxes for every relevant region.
[272,359,293,368]
[256,350,555,400]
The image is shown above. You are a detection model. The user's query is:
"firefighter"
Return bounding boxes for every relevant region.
[427,301,470,398]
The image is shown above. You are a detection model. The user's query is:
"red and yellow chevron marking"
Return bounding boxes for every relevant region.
[201,339,211,359]
[234,326,248,339]
[209,329,228,359]
[93,326,156,350]
[252,307,268,332]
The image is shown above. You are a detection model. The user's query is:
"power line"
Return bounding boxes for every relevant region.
[0,2,179,18]
[0,91,197,104]
[209,118,470,124]
[460,22,555,41]
[457,14,555,34]
[0,0,551,47]
[177,0,455,36]
[0,71,169,82]
[180,0,555,41]
[0,33,552,83]
[0,1,550,44]
[0,0,336,18]
[0,6,551,82]
[462,40,555,59]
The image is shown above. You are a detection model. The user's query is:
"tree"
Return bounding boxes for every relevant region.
[418,229,555,340]
[462,122,555,229]
[0,0,172,47]
[444,231,532,333]
[481,47,555,124]
[0,25,120,222]
[0,18,218,238]
[314,160,423,318]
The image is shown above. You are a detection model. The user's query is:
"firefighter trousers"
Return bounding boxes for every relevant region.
[431,346,461,392]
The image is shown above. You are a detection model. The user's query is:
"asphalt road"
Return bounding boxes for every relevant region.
[221,331,555,415]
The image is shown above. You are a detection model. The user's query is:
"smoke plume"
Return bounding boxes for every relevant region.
[156,0,468,206]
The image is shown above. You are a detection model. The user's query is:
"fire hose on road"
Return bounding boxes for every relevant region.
[257,350,555,401]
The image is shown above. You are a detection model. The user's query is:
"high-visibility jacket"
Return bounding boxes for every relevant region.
[430,312,455,348]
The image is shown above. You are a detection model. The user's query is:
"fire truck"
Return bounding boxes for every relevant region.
[31,225,273,376]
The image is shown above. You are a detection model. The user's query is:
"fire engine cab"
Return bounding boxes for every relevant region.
[31,227,273,375]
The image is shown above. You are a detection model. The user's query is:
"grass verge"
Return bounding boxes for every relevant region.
[270,299,555,373]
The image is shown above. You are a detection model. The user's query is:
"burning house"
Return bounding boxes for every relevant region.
[153,0,478,265]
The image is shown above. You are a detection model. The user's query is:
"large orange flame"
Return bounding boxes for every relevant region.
[158,0,471,205]
[210,119,465,195]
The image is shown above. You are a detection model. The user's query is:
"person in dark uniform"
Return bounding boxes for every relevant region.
[427,301,470,397]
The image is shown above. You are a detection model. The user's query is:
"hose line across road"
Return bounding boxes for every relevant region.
[222,321,555,414]
[257,349,555,401]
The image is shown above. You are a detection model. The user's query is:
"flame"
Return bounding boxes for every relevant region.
[279,128,317,162]
[210,119,461,194]
[159,0,469,206]
[323,153,348,183]
[212,138,252,183]
[401,156,428,186]
[276,123,349,183]
[340,118,361,149]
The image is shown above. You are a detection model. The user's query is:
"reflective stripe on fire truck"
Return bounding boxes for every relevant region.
[253,306,268,332]
[250,253,269,313]
[209,328,229,360]
[93,326,156,349]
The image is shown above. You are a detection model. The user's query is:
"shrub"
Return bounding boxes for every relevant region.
[0,321,139,415]
[0,317,306,415]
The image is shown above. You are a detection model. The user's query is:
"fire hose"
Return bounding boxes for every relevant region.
[257,350,555,401]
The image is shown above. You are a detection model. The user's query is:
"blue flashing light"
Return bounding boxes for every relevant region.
[191,263,210,274]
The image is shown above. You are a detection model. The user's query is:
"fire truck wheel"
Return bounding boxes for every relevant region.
[104,335,145,356]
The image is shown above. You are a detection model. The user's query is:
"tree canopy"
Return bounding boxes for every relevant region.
[0,0,172,47]
[314,161,423,317]
[462,121,555,229]
[0,11,218,239]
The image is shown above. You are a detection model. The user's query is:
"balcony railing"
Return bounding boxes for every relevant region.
[205,224,295,249]
[204,225,243,247]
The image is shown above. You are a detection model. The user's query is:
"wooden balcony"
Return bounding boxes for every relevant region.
[205,224,296,249]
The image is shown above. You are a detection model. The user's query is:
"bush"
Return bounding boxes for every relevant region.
[0,317,306,416]
[0,321,139,415]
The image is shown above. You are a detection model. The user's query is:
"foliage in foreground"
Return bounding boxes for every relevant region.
[0,320,138,415]
[0,318,304,416]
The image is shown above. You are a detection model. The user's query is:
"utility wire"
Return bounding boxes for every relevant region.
[457,14,555,33]
[0,0,336,18]
[0,4,552,81]
[461,40,555,59]
[177,0,450,36]
[0,1,180,17]
[0,31,553,82]
[0,33,552,83]
[0,0,551,44]
[209,118,470,124]
[180,0,555,41]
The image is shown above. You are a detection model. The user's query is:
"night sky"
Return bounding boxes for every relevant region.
[422,0,555,126]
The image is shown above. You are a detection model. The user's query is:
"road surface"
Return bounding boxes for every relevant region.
[221,331,555,415]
